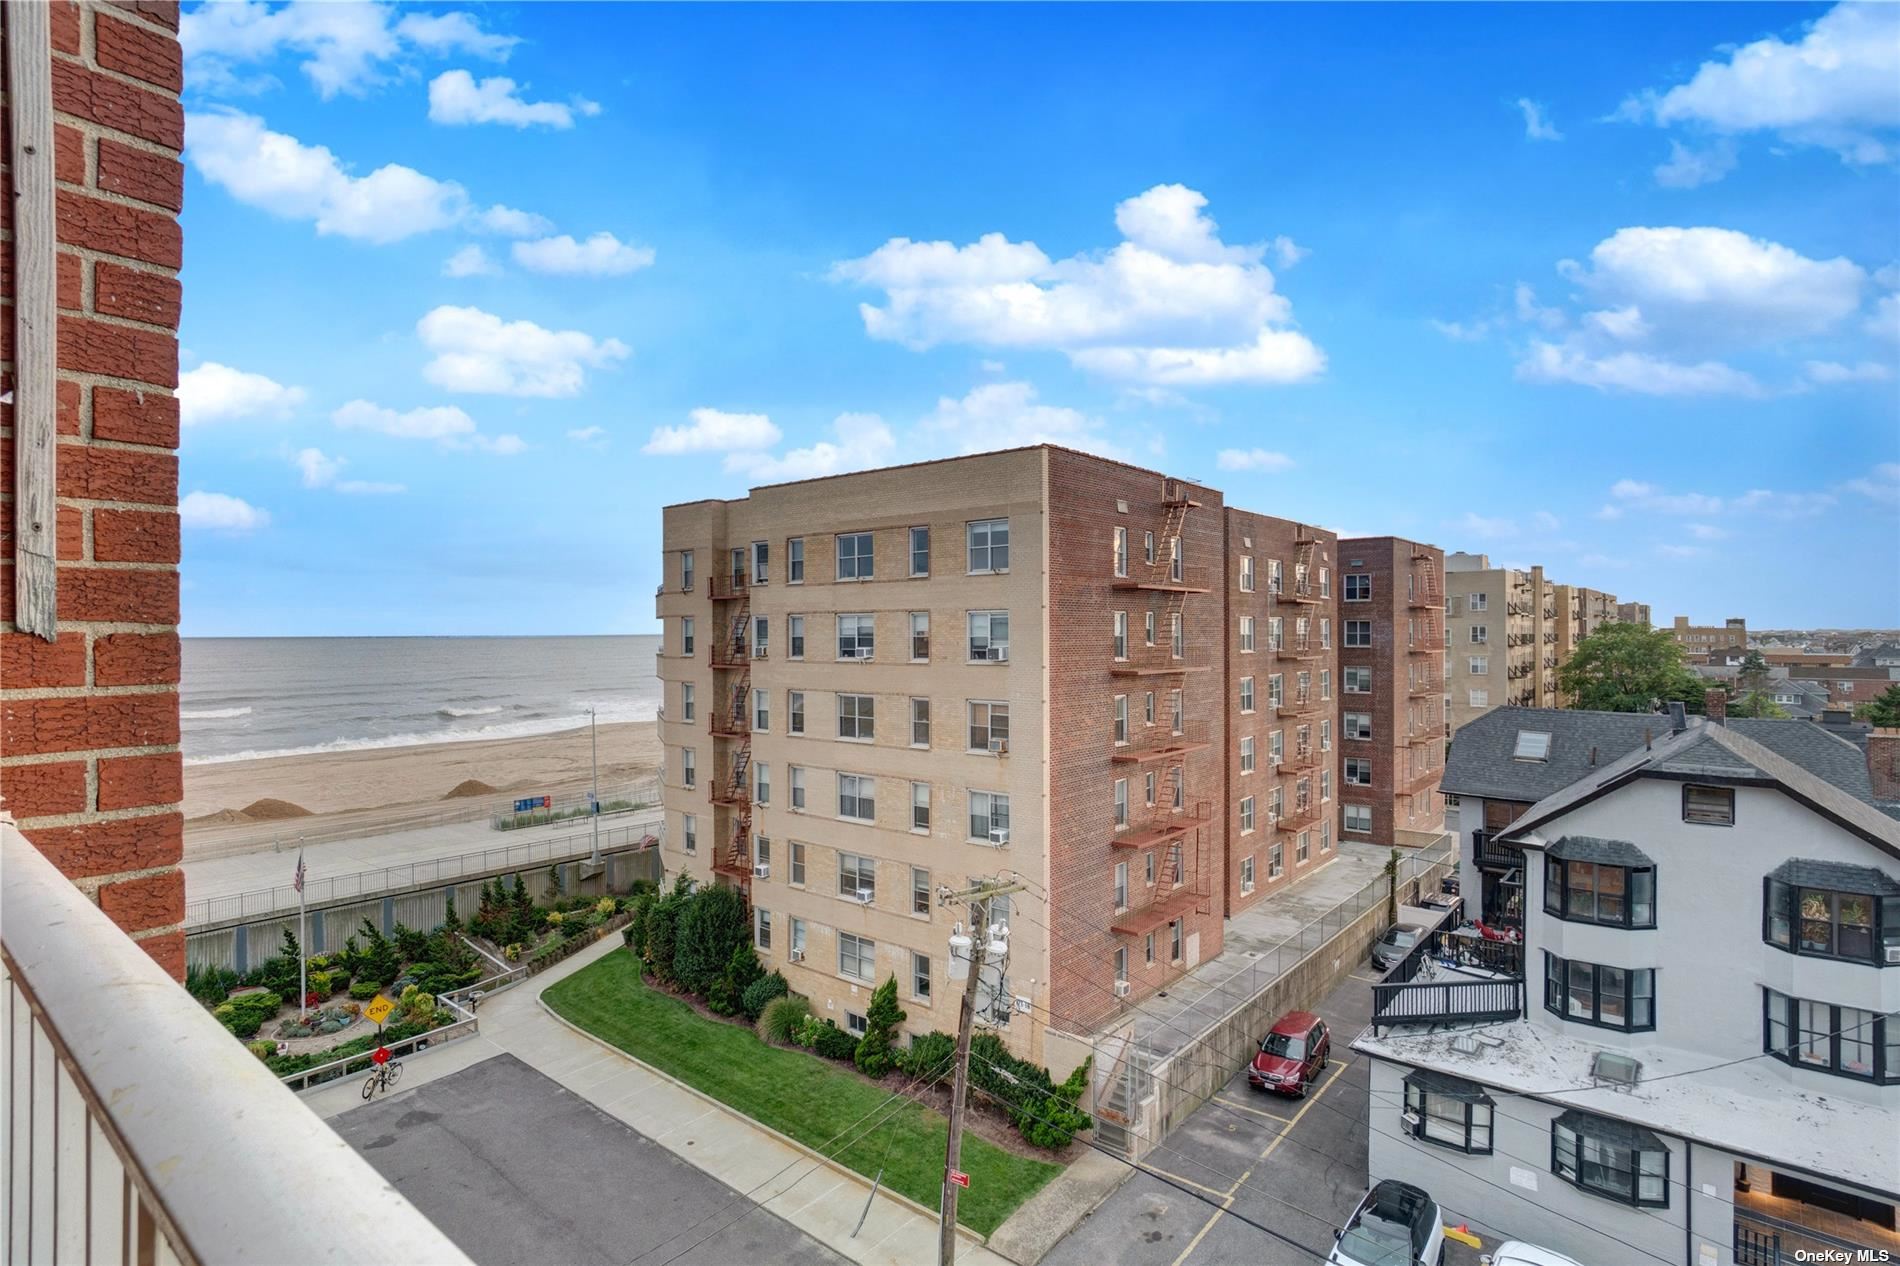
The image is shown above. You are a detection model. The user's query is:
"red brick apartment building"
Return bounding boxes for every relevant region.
[656,448,1445,1054]
[2,0,188,976]
[1336,537,1447,845]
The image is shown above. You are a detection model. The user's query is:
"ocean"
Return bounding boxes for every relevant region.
[181,636,662,766]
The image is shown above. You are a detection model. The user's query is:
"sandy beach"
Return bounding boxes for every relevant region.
[184,720,662,861]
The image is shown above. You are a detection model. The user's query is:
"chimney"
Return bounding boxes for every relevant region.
[1667,702,1688,734]
[1870,730,1900,802]
[1706,688,1728,726]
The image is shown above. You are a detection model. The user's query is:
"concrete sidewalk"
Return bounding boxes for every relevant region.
[302,935,1017,1266]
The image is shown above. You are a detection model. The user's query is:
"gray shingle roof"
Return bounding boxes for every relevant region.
[1547,835,1655,867]
[1651,734,1763,781]
[1442,708,1663,803]
[1729,718,1883,806]
[1768,859,1900,897]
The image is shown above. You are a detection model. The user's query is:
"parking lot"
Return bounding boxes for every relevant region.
[1046,963,1487,1266]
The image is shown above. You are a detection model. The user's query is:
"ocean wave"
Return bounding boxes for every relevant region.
[183,700,659,766]
[437,705,504,718]
[182,707,253,720]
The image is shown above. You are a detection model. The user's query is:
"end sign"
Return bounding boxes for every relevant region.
[949,1170,970,1189]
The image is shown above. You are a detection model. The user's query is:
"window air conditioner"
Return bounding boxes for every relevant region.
[1401,1110,1421,1130]
[789,949,804,963]
[853,891,874,905]
[1113,981,1131,998]
[988,738,1008,754]
[853,648,874,660]
[989,827,1010,845]
[753,863,770,879]
[1886,945,1900,965]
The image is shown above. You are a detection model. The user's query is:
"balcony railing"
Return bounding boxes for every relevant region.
[1274,692,1317,718]
[1112,802,1210,850]
[2,819,472,1266]
[1472,830,1523,869]
[1109,646,1207,677]
[1371,975,1524,1033]
[1112,566,1213,595]
[708,573,749,601]
[1110,723,1213,763]
[1275,637,1320,661]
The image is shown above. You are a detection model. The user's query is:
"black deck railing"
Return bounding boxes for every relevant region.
[1734,1223,1780,1266]
[1371,977,1524,1032]
[1473,830,1523,869]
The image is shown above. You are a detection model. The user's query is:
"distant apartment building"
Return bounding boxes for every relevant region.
[1671,614,1747,652]
[1444,554,1557,732]
[1790,665,1900,709]
[1337,538,1448,845]
[1550,583,1620,705]
[1615,600,1651,627]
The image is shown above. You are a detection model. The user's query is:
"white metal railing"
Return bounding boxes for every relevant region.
[2,817,474,1266]
[185,816,662,928]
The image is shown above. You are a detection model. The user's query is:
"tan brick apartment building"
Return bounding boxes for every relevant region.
[1550,583,1618,705]
[1444,553,1557,731]
[1337,537,1447,844]
[1615,600,1651,627]
[1671,613,1747,652]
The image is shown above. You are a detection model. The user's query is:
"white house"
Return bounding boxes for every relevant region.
[1359,707,1900,1266]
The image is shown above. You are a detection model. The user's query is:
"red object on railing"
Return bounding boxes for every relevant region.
[372,1047,391,1065]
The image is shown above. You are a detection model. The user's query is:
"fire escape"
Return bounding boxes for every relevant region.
[708,567,756,884]
[1268,527,1327,838]
[1402,548,1445,789]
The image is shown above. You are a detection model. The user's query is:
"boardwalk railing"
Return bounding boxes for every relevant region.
[186,817,662,927]
[2,817,472,1266]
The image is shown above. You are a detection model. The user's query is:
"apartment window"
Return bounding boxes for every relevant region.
[1764,862,1894,965]
[788,691,805,735]
[1170,613,1184,659]
[1113,611,1128,659]
[1320,718,1331,750]
[681,682,696,723]
[909,526,931,577]
[1266,558,1282,595]
[1240,555,1256,592]
[1544,855,1656,928]
[1344,805,1371,834]
[967,518,1010,573]
[1402,1070,1494,1154]
[1168,536,1183,583]
[911,781,930,832]
[1268,843,1284,879]
[1320,770,1332,801]
[787,537,804,583]
[754,908,772,950]
[789,615,806,659]
[1319,567,1329,598]
[912,866,932,916]
[1267,674,1283,709]
[1240,736,1255,774]
[1113,527,1129,578]
[1345,758,1372,786]
[1239,796,1256,833]
[682,747,697,789]
[1763,989,1894,1083]
[790,766,806,810]
[751,540,769,585]
[752,616,769,658]
[1145,850,1156,884]
[1143,531,1156,565]
[1144,691,1156,725]
[839,853,876,903]
[1144,932,1156,965]
[753,688,770,731]
[1297,831,1310,864]
[1113,695,1129,744]
[681,617,696,656]
[1171,765,1184,810]
[1114,778,1129,827]
[1344,620,1372,648]
[1170,920,1183,962]
[1239,616,1256,653]
[1468,592,1487,611]
[969,791,1011,843]
[1267,616,1283,652]
[1114,947,1129,985]
[1269,731,1284,767]
[1319,618,1331,649]
[790,840,806,885]
[969,701,1010,753]
[838,931,875,982]
[838,613,875,659]
[844,1011,867,1036]
[837,532,874,580]
[968,611,1010,661]
[680,550,695,592]
[1344,666,1371,693]
[1543,953,1655,1031]
[910,697,931,747]
[755,761,770,805]
[1239,676,1256,713]
[1144,611,1156,647]
[1345,712,1372,741]
[838,693,875,740]
[682,812,697,854]
[838,773,876,822]
[1320,822,1331,853]
[910,612,930,661]
[1345,574,1370,602]
[1551,1110,1669,1208]
[1469,690,1489,709]
[1469,655,1487,676]
[1114,861,1129,911]
[912,952,932,1002]
[1144,770,1157,807]
[1241,855,1255,893]
[789,917,807,960]
[1682,785,1734,826]
[1470,625,1488,645]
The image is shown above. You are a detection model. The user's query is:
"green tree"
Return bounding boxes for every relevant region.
[853,976,907,1077]
[1556,622,1706,714]
[1737,649,1770,695]
[1856,684,1900,728]
[672,883,749,995]
[640,876,694,984]
[1730,691,1790,719]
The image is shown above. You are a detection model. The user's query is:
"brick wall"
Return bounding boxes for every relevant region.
[1,1,185,977]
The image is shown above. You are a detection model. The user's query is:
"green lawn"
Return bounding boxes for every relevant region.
[543,950,1062,1235]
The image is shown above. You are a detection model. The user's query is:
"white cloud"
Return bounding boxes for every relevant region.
[1603,477,1842,521]
[724,413,899,484]
[1270,236,1309,268]
[1514,283,1566,331]
[1654,139,1737,189]
[1804,359,1892,384]
[474,205,554,238]
[1843,462,1900,504]
[643,408,781,455]
[428,70,583,129]
[567,425,608,446]
[512,232,655,277]
[917,381,1125,459]
[1453,511,1517,540]
[1866,293,1900,343]
[1215,448,1296,473]
[1686,522,1730,541]
[1516,98,1563,141]
[1532,510,1562,533]
[416,306,629,397]
[181,1,514,99]
[1656,543,1707,559]
[443,244,498,277]
[333,399,477,441]
[181,490,270,533]
[831,183,1323,387]
[1517,342,1762,397]
[1582,306,1651,341]
[1731,488,1837,517]
[294,446,404,494]
[1430,318,1493,342]
[178,361,306,425]
[1608,478,1725,516]
[1623,4,1900,168]
[469,433,527,456]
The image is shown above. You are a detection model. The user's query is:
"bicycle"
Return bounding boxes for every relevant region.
[360,1059,404,1100]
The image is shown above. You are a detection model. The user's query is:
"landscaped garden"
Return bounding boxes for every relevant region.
[542,877,1084,1235]
[465,874,637,968]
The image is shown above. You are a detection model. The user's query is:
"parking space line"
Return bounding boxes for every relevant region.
[1211,1095,1291,1124]
[1141,1163,1236,1201]
[1347,972,1386,983]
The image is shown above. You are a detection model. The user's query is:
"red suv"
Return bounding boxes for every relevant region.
[1248,1010,1330,1097]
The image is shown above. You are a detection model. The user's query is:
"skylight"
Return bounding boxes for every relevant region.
[1514,730,1552,762]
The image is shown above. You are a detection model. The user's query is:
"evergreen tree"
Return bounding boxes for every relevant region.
[853,976,907,1077]
[1858,684,1900,728]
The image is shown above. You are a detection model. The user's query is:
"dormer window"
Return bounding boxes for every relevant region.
[1513,730,1552,762]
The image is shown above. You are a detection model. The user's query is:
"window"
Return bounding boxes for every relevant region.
[1543,953,1655,1031]
[1544,856,1655,928]
[1468,655,1487,676]
[1682,785,1734,826]
[1114,947,1129,984]
[788,691,805,735]
[1144,610,1156,647]
[1113,527,1128,578]
[911,781,930,832]
[789,917,806,958]
[754,762,770,805]
[1319,618,1331,649]
[1145,932,1156,965]
[1239,616,1255,653]
[1344,805,1372,834]
[790,766,806,810]
[839,853,876,902]
[1239,676,1255,713]
[909,526,930,577]
[910,612,930,660]
[1344,712,1372,741]
[968,610,1010,661]
[1269,731,1284,767]
[1764,863,1895,965]
[681,682,696,723]
[1170,920,1183,962]
[755,907,772,950]
[1171,765,1184,810]
[1344,620,1372,648]
[845,1011,867,1036]
[1262,675,1281,710]
[969,701,1010,753]
[1171,613,1184,659]
[1144,691,1156,725]
[1344,574,1370,602]
[1170,689,1184,733]
[680,550,695,592]
[1469,625,1488,645]
[789,840,806,885]
[1113,611,1128,659]
[682,812,697,854]
[788,615,806,659]
[1114,861,1129,911]
[1344,666,1371,693]
[1114,778,1129,828]
[837,613,875,659]
[1402,1070,1494,1154]
[967,518,1009,572]
[1468,689,1489,709]
[912,867,932,916]
[1168,536,1183,583]
[912,952,932,1002]
[1764,989,1894,1082]
[681,617,696,656]
[910,697,931,746]
[787,537,804,583]
[1319,568,1329,598]
[1345,758,1372,786]
[1320,822,1331,853]
[1266,558,1282,595]
[1143,531,1155,565]
[1268,843,1284,879]
[754,614,770,658]
[1320,770,1332,801]
[1240,736,1255,774]
[1113,695,1129,744]
[1239,796,1256,833]
[1241,855,1255,893]
[1240,556,1256,592]
[838,773,876,821]
[1468,592,1487,611]
[838,693,875,740]
[1513,730,1552,761]
[838,931,875,982]
[682,748,697,789]
[969,791,1011,843]
[754,688,770,731]
[1144,770,1157,807]
[1320,718,1332,750]
[751,540,769,585]
[1145,850,1156,884]
[1551,1111,1669,1208]
[1297,831,1310,864]
[837,532,874,580]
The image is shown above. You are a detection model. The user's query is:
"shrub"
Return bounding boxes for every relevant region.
[966,1033,1093,1150]
[812,1021,861,1063]
[353,920,400,987]
[710,944,765,1016]
[854,976,906,1078]
[393,922,430,963]
[641,878,693,984]
[186,964,240,1007]
[757,994,810,1044]
[348,979,381,1000]
[246,1039,277,1061]
[595,896,617,918]
[672,884,749,996]
[213,990,282,1039]
[740,972,788,1021]
[901,1031,956,1086]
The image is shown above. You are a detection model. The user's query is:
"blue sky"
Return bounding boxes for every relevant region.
[174,2,1900,636]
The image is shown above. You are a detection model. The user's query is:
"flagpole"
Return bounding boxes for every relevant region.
[296,843,308,1021]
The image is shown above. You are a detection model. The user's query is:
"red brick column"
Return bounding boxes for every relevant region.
[2,0,185,978]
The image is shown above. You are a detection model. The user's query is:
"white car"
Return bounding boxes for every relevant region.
[1330,1179,1445,1266]
[1483,1243,1586,1266]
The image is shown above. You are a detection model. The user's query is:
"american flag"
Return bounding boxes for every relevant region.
[293,849,306,895]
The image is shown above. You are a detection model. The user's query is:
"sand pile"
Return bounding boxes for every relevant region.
[443,779,500,799]
[240,797,312,820]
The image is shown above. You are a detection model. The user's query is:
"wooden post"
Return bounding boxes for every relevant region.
[7,1,58,638]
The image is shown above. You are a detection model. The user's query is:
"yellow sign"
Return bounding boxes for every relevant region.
[364,994,396,1026]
